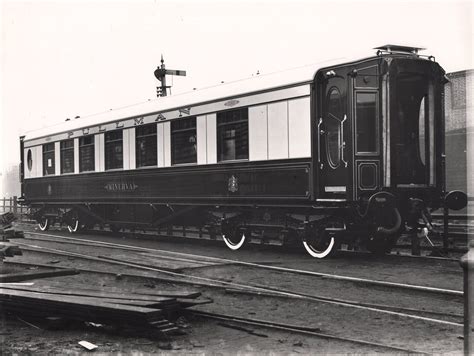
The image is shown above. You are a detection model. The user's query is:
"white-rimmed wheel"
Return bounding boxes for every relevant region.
[67,219,80,233]
[38,217,50,231]
[67,211,80,233]
[222,229,246,251]
[302,229,335,258]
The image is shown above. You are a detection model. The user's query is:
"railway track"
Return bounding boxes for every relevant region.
[5,239,442,352]
[5,228,465,352]
[21,230,464,294]
[14,231,464,319]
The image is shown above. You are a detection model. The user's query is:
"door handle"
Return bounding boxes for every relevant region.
[318,118,323,165]
[340,115,348,168]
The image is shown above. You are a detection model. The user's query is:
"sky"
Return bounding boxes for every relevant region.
[0,0,473,192]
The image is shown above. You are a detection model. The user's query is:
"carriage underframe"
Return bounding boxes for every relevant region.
[27,188,446,258]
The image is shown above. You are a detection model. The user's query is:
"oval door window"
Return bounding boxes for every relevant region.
[326,117,341,169]
[326,87,342,169]
[27,149,33,171]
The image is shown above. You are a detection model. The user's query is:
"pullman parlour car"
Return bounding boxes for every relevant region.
[19,45,467,258]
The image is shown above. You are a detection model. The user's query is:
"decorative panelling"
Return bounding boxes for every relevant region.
[24,145,43,179]
[36,146,43,178]
[288,97,311,158]
[23,159,312,203]
[206,114,217,164]
[54,142,61,176]
[249,105,268,161]
[157,123,164,167]
[268,101,289,159]
[129,128,136,170]
[163,121,171,167]
[196,115,207,164]
[122,129,130,170]
[74,138,79,173]
[357,161,379,190]
[94,134,105,172]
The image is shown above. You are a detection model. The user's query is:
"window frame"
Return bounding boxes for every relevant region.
[79,135,95,173]
[135,123,158,168]
[60,139,75,174]
[104,129,124,170]
[171,117,197,165]
[216,108,249,162]
[42,142,55,176]
[354,90,379,155]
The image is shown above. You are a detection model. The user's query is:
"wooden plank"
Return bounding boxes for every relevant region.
[0,269,79,283]
[175,298,213,308]
[0,284,179,303]
[0,288,164,323]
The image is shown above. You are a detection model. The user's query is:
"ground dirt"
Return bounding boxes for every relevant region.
[0,223,467,354]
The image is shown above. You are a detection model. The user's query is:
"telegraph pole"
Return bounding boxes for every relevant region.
[154,55,186,97]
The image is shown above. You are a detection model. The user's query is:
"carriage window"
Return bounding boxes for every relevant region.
[60,139,74,174]
[105,130,123,170]
[43,143,55,176]
[171,117,197,165]
[27,149,33,172]
[326,118,341,169]
[79,135,95,172]
[217,108,248,162]
[328,87,342,118]
[356,92,378,153]
[326,88,343,168]
[136,124,157,167]
[418,96,426,166]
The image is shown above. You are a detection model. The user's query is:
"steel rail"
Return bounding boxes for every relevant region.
[189,310,430,354]
[14,240,463,327]
[4,259,462,323]
[22,234,216,266]
[24,230,463,296]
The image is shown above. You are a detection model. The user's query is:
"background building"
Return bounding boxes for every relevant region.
[444,69,473,197]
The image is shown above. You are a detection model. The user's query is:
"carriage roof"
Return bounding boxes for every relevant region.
[23,56,367,141]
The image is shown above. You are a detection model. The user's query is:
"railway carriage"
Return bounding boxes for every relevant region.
[19,45,467,258]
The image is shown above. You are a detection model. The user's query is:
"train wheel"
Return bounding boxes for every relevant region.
[38,217,50,231]
[222,231,246,251]
[67,218,80,233]
[302,233,335,258]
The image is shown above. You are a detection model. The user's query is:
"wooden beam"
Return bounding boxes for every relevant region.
[0,269,79,283]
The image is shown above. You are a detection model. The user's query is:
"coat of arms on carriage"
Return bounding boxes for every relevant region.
[228,175,238,193]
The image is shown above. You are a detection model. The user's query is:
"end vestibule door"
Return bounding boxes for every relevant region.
[315,70,352,200]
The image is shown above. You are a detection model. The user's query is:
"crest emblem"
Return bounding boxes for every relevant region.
[228,175,238,193]
[224,99,240,107]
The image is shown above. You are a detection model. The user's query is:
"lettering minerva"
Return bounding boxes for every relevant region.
[104,182,138,192]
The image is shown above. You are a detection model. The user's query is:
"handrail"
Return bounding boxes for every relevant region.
[340,114,348,168]
[317,118,323,165]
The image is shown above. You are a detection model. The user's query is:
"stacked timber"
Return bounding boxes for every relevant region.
[0,242,22,260]
[0,212,24,250]
[0,285,211,336]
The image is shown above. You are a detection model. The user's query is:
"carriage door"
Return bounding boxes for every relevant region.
[352,65,380,200]
[317,70,352,199]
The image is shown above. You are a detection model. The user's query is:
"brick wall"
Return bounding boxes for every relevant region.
[444,69,473,195]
